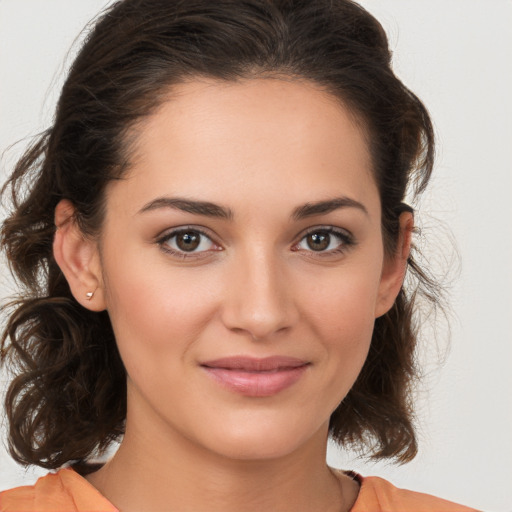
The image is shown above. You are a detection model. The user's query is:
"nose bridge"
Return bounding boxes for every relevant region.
[222,243,296,340]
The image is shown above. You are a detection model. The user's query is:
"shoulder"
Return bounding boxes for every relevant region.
[0,468,117,512]
[351,474,480,512]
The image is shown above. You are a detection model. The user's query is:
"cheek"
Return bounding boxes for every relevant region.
[318,287,375,369]
[102,252,218,369]
[301,261,381,334]
[299,262,381,378]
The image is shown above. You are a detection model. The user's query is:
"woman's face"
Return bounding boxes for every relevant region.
[93,78,400,460]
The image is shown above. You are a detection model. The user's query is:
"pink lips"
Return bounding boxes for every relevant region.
[201,356,309,397]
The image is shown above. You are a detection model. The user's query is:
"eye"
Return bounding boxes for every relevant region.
[157,227,220,257]
[294,227,354,255]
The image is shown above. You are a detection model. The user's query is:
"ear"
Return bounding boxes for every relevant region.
[53,199,106,312]
[374,212,414,318]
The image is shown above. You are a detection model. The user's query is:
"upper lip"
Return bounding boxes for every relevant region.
[201,356,309,372]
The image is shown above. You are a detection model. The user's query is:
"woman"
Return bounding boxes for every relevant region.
[0,0,478,510]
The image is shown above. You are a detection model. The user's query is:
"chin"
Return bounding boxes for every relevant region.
[211,439,306,462]
[194,415,328,462]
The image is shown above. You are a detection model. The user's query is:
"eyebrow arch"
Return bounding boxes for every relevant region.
[138,195,368,221]
[292,196,368,220]
[138,197,234,220]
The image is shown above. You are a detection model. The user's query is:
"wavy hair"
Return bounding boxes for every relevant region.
[1,0,437,469]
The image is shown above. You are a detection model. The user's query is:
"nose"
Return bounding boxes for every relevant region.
[220,247,298,341]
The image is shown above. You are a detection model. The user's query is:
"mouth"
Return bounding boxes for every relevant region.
[200,356,310,397]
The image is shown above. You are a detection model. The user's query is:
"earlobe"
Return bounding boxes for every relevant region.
[53,200,106,312]
[374,212,414,318]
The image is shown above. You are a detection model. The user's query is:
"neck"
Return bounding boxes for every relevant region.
[87,419,357,512]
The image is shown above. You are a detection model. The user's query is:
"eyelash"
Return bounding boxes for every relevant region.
[156,226,218,259]
[293,226,355,257]
[156,226,355,259]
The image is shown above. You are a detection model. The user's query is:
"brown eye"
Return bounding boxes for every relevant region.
[295,227,353,255]
[158,228,218,256]
[176,231,201,251]
[306,232,330,251]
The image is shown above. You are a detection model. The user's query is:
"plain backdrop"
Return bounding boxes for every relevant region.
[1,1,511,511]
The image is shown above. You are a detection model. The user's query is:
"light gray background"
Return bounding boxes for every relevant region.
[1,1,511,511]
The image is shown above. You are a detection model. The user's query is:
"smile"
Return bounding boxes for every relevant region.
[200,356,310,397]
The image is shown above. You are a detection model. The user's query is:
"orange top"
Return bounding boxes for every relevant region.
[0,468,479,512]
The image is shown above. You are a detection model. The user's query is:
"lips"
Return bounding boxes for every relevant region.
[200,356,310,397]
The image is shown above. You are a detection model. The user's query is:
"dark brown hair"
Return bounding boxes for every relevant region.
[1,0,437,469]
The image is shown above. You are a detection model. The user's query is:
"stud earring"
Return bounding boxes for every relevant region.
[86,291,95,300]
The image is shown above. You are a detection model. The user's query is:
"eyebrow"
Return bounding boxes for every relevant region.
[138,196,368,220]
[291,197,368,220]
[138,197,234,219]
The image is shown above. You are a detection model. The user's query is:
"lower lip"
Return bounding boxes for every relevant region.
[202,365,309,397]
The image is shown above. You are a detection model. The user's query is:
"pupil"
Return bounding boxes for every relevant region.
[308,232,329,251]
[177,232,200,251]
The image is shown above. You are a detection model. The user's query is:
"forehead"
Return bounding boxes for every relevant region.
[110,77,378,218]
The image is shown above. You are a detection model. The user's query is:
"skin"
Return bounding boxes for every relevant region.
[54,78,412,512]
